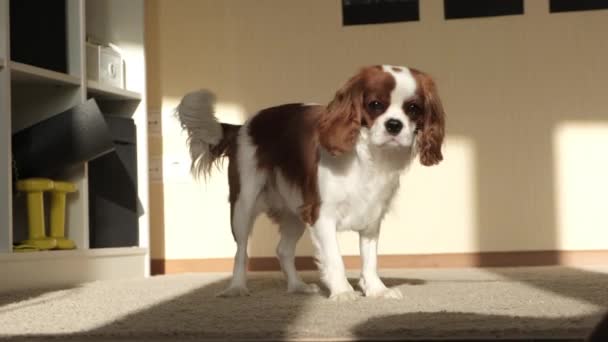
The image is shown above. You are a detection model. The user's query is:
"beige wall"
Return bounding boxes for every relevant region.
[146,0,608,261]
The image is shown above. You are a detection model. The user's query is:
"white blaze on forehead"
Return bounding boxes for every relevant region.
[367,65,419,147]
[382,65,417,110]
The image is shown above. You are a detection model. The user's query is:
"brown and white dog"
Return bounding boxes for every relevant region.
[176,65,445,300]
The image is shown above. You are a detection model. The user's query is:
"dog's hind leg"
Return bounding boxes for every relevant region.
[276,214,320,294]
[218,140,266,297]
[217,178,265,297]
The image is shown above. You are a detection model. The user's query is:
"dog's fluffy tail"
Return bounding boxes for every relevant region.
[175,90,240,179]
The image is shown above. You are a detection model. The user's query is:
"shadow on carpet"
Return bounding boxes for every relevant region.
[0,267,607,341]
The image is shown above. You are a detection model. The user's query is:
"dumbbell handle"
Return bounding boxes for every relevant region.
[50,192,67,238]
[25,192,46,240]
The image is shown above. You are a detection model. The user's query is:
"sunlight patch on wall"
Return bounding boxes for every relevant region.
[553,122,608,250]
[117,43,146,92]
[158,96,248,183]
[158,96,247,155]
[159,96,247,259]
[163,174,234,259]
[367,135,479,255]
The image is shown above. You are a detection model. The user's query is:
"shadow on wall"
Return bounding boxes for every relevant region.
[448,53,608,308]
[436,11,608,262]
[145,0,167,269]
[444,44,608,264]
[446,20,608,328]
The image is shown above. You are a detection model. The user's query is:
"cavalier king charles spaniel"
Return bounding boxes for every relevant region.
[176,65,445,300]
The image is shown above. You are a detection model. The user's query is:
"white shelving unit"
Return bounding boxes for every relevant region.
[0,0,149,292]
[10,61,81,86]
[87,80,142,101]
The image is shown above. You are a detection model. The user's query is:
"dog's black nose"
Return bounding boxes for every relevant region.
[384,119,403,135]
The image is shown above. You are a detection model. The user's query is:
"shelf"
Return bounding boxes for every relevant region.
[10,61,81,86]
[87,80,142,101]
[0,247,147,292]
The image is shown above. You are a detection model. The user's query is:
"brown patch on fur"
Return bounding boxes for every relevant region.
[244,67,397,224]
[360,68,396,126]
[321,66,395,153]
[209,124,240,167]
[192,122,242,238]
[211,124,242,238]
[319,79,362,155]
[248,104,323,225]
[410,69,446,166]
[392,66,403,72]
[241,67,400,225]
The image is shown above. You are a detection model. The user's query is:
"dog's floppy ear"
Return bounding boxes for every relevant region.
[413,70,445,166]
[319,71,365,156]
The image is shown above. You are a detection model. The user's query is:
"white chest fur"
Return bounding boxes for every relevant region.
[317,131,413,232]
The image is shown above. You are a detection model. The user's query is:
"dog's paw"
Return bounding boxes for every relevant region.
[365,286,404,299]
[288,281,320,294]
[329,290,361,302]
[217,286,250,298]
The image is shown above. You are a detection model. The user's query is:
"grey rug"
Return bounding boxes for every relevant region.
[1,266,607,341]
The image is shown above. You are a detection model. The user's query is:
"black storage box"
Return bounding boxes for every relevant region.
[12,99,115,179]
[89,116,139,248]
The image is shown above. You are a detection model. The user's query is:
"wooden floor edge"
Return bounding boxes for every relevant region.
[150,250,608,275]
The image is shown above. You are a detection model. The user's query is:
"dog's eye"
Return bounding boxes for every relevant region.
[368,101,385,112]
[406,103,421,117]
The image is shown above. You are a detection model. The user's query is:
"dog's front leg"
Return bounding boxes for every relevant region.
[310,218,359,301]
[358,229,403,299]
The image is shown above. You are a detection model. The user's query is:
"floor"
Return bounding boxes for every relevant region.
[0,266,607,341]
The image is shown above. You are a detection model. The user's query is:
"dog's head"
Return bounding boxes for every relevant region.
[320,65,445,166]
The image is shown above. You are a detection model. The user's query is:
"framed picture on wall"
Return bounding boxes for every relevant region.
[342,0,419,26]
[444,0,524,20]
[550,0,608,13]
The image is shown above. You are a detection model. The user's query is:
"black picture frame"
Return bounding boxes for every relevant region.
[444,0,524,20]
[550,0,608,13]
[342,0,419,26]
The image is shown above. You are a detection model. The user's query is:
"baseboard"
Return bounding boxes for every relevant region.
[151,249,608,275]
[0,248,148,292]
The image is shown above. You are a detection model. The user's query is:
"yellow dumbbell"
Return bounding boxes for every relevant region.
[50,181,78,250]
[15,178,57,251]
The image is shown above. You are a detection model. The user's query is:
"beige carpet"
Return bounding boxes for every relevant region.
[1,266,607,341]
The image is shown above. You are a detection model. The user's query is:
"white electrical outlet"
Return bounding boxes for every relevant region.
[163,154,192,183]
